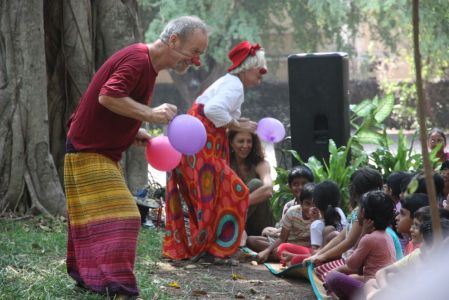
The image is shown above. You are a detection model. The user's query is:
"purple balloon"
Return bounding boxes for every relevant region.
[167,114,207,155]
[256,117,285,143]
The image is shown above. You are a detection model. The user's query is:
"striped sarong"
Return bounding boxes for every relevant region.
[64,152,140,296]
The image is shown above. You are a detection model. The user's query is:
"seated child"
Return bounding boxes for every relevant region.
[385,171,414,252]
[396,193,429,255]
[246,183,319,263]
[325,190,396,300]
[385,171,413,213]
[261,165,314,239]
[305,167,384,281]
[364,210,449,300]
[277,180,348,266]
[415,172,445,208]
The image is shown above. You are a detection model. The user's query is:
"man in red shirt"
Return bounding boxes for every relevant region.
[64,16,208,299]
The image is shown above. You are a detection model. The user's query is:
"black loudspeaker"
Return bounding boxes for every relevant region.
[288,52,350,163]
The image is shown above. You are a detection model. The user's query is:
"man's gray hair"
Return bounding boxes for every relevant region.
[160,16,208,42]
[229,50,266,75]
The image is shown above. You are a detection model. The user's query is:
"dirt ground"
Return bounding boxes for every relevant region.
[150,253,316,300]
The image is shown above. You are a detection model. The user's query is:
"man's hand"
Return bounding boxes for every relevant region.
[133,128,151,146]
[148,103,177,124]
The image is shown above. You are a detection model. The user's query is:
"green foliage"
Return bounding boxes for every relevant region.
[270,167,293,221]
[356,0,449,80]
[140,1,449,80]
[382,82,418,129]
[271,94,432,218]
[368,129,421,179]
[0,217,171,300]
[282,139,362,214]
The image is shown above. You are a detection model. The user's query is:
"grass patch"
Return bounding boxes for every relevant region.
[0,217,173,299]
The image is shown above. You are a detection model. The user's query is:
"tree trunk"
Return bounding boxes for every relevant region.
[0,0,65,216]
[0,0,146,216]
[92,0,147,193]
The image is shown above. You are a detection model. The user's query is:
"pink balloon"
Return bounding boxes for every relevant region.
[167,114,207,155]
[146,136,182,171]
[256,117,286,143]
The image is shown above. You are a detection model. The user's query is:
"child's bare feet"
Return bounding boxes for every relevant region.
[280,251,296,265]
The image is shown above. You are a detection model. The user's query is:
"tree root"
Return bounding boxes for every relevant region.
[24,168,55,219]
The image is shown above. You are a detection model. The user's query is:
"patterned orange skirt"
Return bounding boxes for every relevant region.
[163,103,249,260]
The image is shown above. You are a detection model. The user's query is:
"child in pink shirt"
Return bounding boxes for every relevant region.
[325,190,396,299]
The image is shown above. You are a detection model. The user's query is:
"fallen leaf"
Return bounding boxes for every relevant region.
[231,273,245,280]
[39,224,51,231]
[191,290,208,297]
[167,281,180,289]
[185,264,197,269]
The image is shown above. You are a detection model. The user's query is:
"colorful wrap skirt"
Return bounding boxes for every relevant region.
[163,103,249,260]
[64,152,140,296]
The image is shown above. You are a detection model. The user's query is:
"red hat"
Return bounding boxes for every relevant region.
[227,41,262,72]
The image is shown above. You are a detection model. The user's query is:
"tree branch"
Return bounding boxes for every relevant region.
[412,0,441,242]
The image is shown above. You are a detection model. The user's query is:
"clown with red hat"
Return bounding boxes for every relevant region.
[163,41,268,260]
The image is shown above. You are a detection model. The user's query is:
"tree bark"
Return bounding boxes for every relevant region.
[0,0,66,216]
[0,0,146,215]
[92,0,147,193]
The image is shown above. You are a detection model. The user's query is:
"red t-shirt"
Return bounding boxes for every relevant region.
[67,43,157,161]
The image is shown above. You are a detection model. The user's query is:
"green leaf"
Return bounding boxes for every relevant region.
[351,99,376,118]
[355,130,384,145]
[374,94,395,123]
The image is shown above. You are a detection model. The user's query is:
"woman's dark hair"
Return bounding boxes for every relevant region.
[360,190,394,230]
[287,165,314,186]
[414,206,449,223]
[428,128,447,145]
[387,172,413,199]
[228,130,264,167]
[415,172,445,196]
[441,160,449,171]
[299,182,316,203]
[349,167,383,208]
[401,193,429,218]
[313,180,342,228]
[399,173,414,194]
[421,218,449,246]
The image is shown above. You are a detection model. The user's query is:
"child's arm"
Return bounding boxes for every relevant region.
[249,160,273,206]
[307,221,363,265]
[342,233,374,276]
[257,227,289,263]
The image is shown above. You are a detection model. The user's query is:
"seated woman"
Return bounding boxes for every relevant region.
[229,130,274,236]
[163,41,268,260]
[428,128,449,163]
